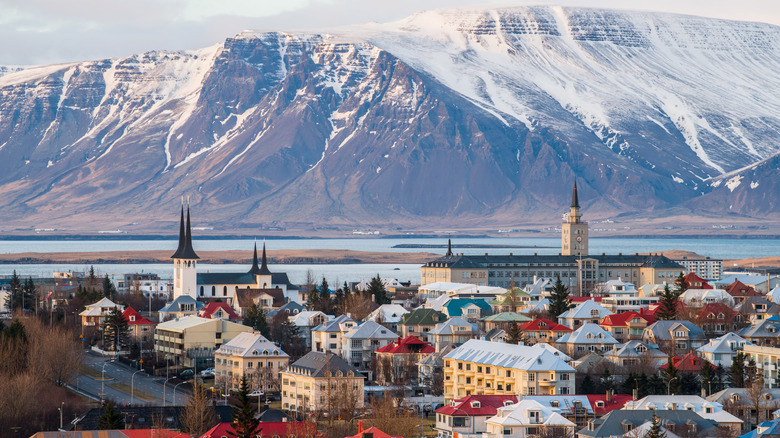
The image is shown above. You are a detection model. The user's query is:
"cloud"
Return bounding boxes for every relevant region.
[0,0,778,65]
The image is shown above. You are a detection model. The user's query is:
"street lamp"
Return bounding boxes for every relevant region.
[173,382,186,405]
[100,360,116,405]
[163,377,172,407]
[130,369,144,405]
[667,377,678,395]
[57,402,64,430]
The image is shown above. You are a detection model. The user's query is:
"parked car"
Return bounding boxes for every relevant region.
[248,390,264,397]
[200,368,215,377]
[179,369,194,380]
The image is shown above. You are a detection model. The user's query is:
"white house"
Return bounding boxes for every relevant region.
[365,304,409,331]
[483,399,576,438]
[697,333,752,367]
[679,289,735,307]
[340,320,397,375]
[311,315,357,354]
[289,311,332,348]
[555,323,619,358]
[624,395,742,434]
[557,300,613,329]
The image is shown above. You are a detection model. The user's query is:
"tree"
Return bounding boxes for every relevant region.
[88,266,97,288]
[579,374,595,394]
[9,271,33,312]
[646,413,666,438]
[230,375,261,438]
[367,275,389,305]
[662,358,680,394]
[243,304,269,338]
[180,383,218,436]
[674,272,688,295]
[746,373,766,429]
[102,275,116,299]
[319,277,332,312]
[729,352,749,388]
[269,313,306,360]
[700,362,715,396]
[656,285,679,320]
[548,275,571,320]
[102,307,130,351]
[506,322,525,344]
[97,401,124,430]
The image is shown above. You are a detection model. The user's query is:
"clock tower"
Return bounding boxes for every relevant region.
[562,181,588,256]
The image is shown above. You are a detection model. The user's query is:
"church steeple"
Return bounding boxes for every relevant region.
[571,180,580,209]
[248,240,262,275]
[172,205,186,259]
[446,235,453,257]
[258,241,272,275]
[172,204,199,260]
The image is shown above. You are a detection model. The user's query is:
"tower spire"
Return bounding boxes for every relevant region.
[173,203,199,259]
[171,205,186,259]
[258,240,272,275]
[248,239,261,275]
[571,180,580,209]
[446,234,453,257]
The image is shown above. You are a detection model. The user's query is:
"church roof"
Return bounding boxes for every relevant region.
[197,272,256,285]
[171,206,199,260]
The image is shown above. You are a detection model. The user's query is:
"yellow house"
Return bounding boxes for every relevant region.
[154,315,252,368]
[214,332,289,392]
[443,340,575,401]
[281,351,364,415]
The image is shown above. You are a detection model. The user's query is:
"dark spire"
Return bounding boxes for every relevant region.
[446,235,453,257]
[248,240,261,275]
[173,204,199,259]
[258,241,272,275]
[571,180,580,209]
[171,205,186,259]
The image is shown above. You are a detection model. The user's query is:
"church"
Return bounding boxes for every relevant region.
[168,206,301,314]
[420,183,684,294]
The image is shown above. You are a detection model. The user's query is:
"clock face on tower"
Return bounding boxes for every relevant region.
[576,236,582,242]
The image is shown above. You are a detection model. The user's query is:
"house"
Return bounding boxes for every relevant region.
[726,280,763,304]
[642,320,707,356]
[340,320,397,376]
[198,301,241,322]
[660,352,712,373]
[214,332,289,392]
[697,333,753,367]
[479,312,532,333]
[519,318,572,345]
[435,394,518,438]
[398,308,447,343]
[742,344,780,388]
[265,301,305,318]
[429,316,480,351]
[624,395,743,434]
[418,281,507,301]
[375,335,435,385]
[738,297,780,324]
[740,418,780,438]
[153,315,252,368]
[593,279,638,297]
[738,319,780,348]
[490,289,534,314]
[122,307,155,350]
[683,273,713,290]
[484,328,509,343]
[577,409,720,438]
[233,287,286,316]
[557,300,613,329]
[80,297,123,329]
[523,395,595,427]
[717,275,780,294]
[518,298,550,315]
[280,351,364,414]
[443,339,576,400]
[767,287,780,304]
[443,298,493,323]
[692,302,743,336]
[289,311,331,348]
[586,393,634,416]
[419,344,458,393]
[158,295,204,321]
[679,288,735,307]
[483,399,576,438]
[599,295,660,314]
[202,416,321,438]
[708,388,780,431]
[555,323,619,358]
[346,424,401,438]
[311,315,357,354]
[598,311,652,343]
[604,340,668,368]
[365,304,410,331]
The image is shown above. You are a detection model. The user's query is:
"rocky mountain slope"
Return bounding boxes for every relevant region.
[0,6,778,233]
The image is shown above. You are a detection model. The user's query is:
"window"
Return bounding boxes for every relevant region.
[528,373,535,381]
[351,339,362,348]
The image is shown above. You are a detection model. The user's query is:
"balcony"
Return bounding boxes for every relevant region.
[538,379,557,386]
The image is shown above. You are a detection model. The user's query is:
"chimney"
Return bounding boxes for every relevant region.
[701,387,707,398]
[606,389,612,402]
[358,420,364,434]
[633,388,638,401]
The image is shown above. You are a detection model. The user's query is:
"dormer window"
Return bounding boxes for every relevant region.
[129,315,135,322]
[550,401,559,407]
[504,401,513,407]
[471,401,481,408]
[595,401,604,408]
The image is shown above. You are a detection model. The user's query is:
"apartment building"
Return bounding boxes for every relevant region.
[214,332,289,392]
[154,315,252,368]
[281,351,364,414]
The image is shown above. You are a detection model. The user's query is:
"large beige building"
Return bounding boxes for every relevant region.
[154,315,252,368]
[281,351,364,414]
[421,184,683,293]
[214,332,289,392]
[443,339,575,401]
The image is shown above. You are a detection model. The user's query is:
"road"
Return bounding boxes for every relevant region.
[76,353,193,406]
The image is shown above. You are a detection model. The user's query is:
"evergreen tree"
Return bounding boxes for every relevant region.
[88,265,97,287]
[97,401,124,430]
[307,284,321,310]
[656,285,679,320]
[229,375,261,438]
[636,373,650,398]
[103,307,130,351]
[646,414,666,438]
[662,358,680,394]
[318,278,331,313]
[674,272,688,295]
[8,270,23,311]
[242,304,270,338]
[102,275,116,299]
[367,274,389,305]
[506,322,525,344]
[22,277,35,311]
[333,283,347,308]
[598,368,614,393]
[621,372,637,395]
[647,374,665,396]
[729,352,747,387]
[700,362,715,396]
[579,374,596,394]
[548,275,571,320]
[714,364,726,392]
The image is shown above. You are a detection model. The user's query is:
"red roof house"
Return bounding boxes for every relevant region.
[436,394,519,417]
[346,422,402,438]
[684,273,712,289]
[202,421,321,438]
[122,306,154,326]
[660,352,711,372]
[518,318,572,344]
[375,336,435,354]
[725,280,761,299]
[585,394,633,416]
[199,301,242,321]
[122,306,155,346]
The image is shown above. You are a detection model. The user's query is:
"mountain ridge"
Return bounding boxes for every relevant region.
[0,5,778,233]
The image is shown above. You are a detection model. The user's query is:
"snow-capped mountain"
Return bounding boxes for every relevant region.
[0,5,778,233]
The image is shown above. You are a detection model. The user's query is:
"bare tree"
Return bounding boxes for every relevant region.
[340,292,376,321]
[746,375,767,430]
[366,395,420,438]
[251,364,281,393]
[536,426,575,438]
[180,383,218,436]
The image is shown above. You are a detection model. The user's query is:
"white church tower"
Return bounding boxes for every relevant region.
[561,181,589,256]
[172,205,199,299]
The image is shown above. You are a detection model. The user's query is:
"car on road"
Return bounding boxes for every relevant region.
[248,390,264,397]
[200,368,215,378]
[179,369,195,380]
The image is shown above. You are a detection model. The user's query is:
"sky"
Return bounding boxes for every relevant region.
[2,0,779,65]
